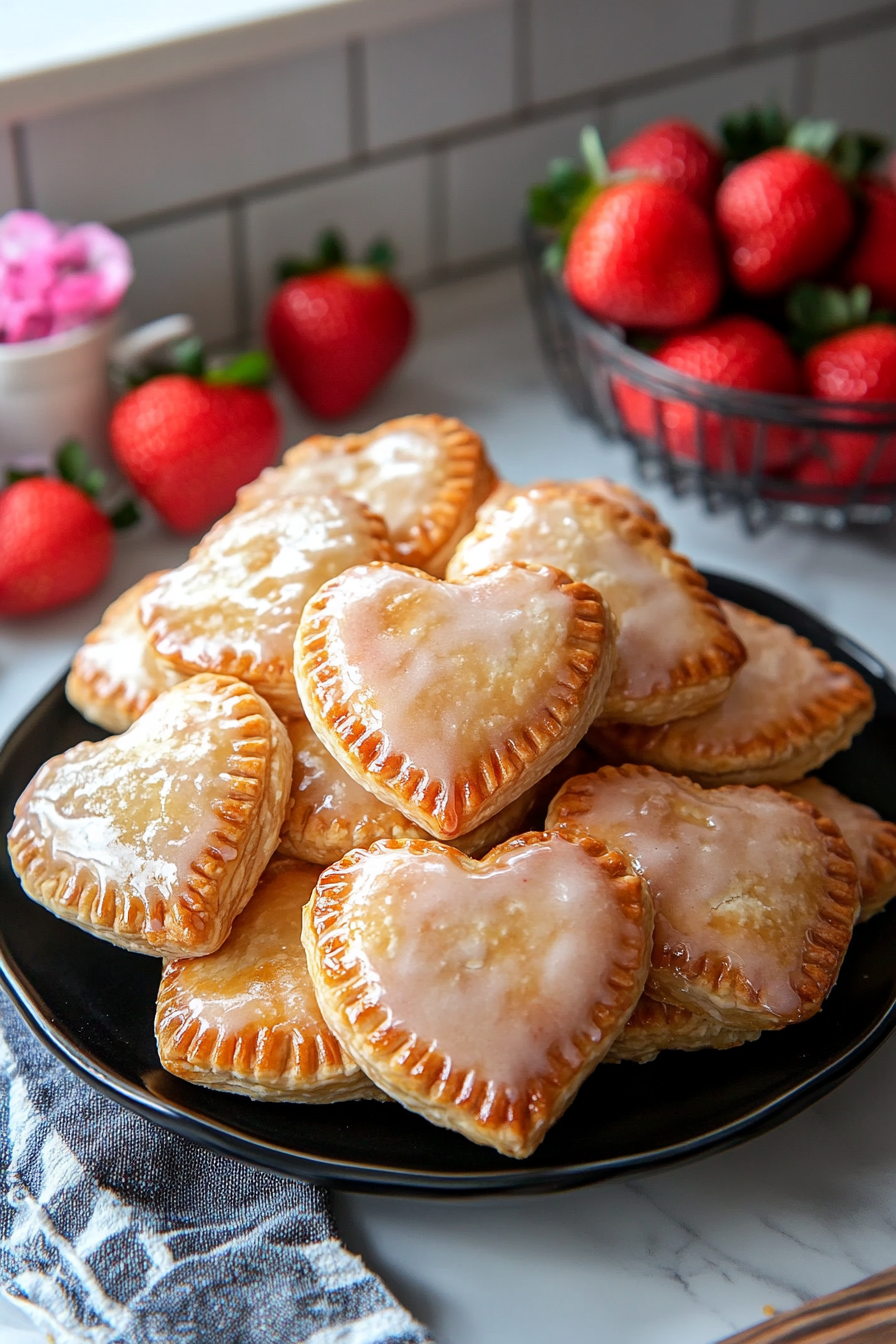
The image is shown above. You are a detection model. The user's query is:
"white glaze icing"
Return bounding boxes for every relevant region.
[71,573,182,715]
[559,771,828,1017]
[340,838,633,1089]
[141,495,385,676]
[242,431,443,539]
[448,493,706,699]
[319,564,573,784]
[174,862,331,1041]
[22,679,260,927]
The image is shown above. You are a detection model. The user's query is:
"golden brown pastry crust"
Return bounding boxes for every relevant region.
[589,603,875,785]
[477,477,673,545]
[785,777,896,921]
[546,763,860,1030]
[65,572,183,733]
[7,675,292,958]
[302,832,652,1158]
[278,717,537,865]
[295,560,615,839]
[605,996,760,1064]
[237,415,496,576]
[156,858,378,1101]
[140,495,392,718]
[447,485,744,725]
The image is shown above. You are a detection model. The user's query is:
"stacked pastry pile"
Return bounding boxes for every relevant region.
[8,414,896,1162]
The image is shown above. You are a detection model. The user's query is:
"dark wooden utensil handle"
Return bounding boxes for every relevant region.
[719,1264,896,1342]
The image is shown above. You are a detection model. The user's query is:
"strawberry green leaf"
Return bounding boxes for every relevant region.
[276,256,317,282]
[786,117,841,159]
[580,126,611,187]
[541,239,566,274]
[5,467,44,486]
[109,499,140,529]
[829,130,888,180]
[56,439,91,487]
[205,351,272,388]
[720,104,789,162]
[364,237,396,271]
[317,228,347,268]
[81,468,106,498]
[169,336,206,378]
[787,282,874,351]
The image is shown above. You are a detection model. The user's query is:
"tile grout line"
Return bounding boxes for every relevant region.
[9,124,34,209]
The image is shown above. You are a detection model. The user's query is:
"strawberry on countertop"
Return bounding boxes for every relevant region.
[607,118,723,212]
[266,230,414,420]
[110,339,281,534]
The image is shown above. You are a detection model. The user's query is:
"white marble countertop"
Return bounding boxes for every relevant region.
[2,266,896,1343]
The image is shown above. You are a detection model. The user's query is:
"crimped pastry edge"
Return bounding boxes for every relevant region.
[475,477,673,547]
[605,994,761,1064]
[301,832,652,1158]
[295,560,616,839]
[7,675,292,958]
[589,604,875,781]
[141,496,394,717]
[545,762,860,1030]
[784,777,896,922]
[447,484,745,726]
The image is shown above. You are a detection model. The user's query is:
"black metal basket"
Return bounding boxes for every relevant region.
[521,219,896,533]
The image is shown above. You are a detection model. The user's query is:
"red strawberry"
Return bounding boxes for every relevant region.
[608,119,723,212]
[794,324,896,487]
[716,148,854,296]
[841,178,896,309]
[614,315,805,471]
[111,375,281,534]
[267,231,414,419]
[0,477,113,617]
[565,178,722,329]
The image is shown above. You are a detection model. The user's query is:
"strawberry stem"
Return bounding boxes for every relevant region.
[580,126,610,186]
[205,350,272,388]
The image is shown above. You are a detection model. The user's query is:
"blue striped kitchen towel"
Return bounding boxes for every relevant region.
[0,991,433,1344]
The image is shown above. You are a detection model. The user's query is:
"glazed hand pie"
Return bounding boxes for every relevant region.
[296,560,615,839]
[302,832,652,1158]
[478,477,673,545]
[156,858,378,1101]
[278,717,537,865]
[447,485,744,725]
[8,675,292,957]
[65,572,183,733]
[140,494,392,718]
[236,415,496,576]
[546,764,860,1029]
[606,996,760,1064]
[785,777,896,921]
[589,602,874,785]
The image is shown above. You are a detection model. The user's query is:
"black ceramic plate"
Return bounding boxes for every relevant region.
[1,573,895,1195]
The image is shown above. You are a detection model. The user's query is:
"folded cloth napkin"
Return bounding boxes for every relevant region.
[0,992,433,1344]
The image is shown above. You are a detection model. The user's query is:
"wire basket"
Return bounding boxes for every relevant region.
[521,219,896,533]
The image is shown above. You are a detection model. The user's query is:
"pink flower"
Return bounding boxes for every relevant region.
[0,209,133,342]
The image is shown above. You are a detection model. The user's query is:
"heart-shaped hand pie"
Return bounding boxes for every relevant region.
[140,494,393,718]
[302,832,652,1158]
[8,675,291,958]
[589,602,874,784]
[786,777,896,922]
[237,415,496,576]
[65,571,183,733]
[447,485,744,724]
[547,764,860,1029]
[156,857,378,1101]
[295,561,615,839]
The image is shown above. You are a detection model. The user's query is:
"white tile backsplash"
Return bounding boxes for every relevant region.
[123,211,237,345]
[606,55,801,149]
[365,4,514,150]
[445,111,586,264]
[24,44,350,224]
[0,127,18,213]
[245,155,430,332]
[752,0,888,42]
[813,24,896,140]
[530,0,737,104]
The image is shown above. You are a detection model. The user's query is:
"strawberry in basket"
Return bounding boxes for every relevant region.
[607,118,723,212]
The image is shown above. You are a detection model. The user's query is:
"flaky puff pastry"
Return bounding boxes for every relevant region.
[606,996,760,1064]
[140,494,392,719]
[236,415,496,576]
[278,717,537,865]
[589,602,874,785]
[65,572,183,733]
[546,764,860,1031]
[785,778,896,921]
[447,486,744,725]
[478,477,673,545]
[295,560,615,840]
[302,832,652,1158]
[8,675,292,958]
[156,858,379,1101]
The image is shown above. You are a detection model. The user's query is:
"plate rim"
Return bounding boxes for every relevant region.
[1,570,894,1195]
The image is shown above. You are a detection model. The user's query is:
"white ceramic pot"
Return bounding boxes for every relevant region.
[0,315,118,475]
